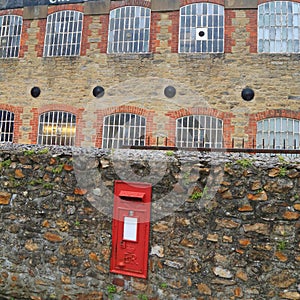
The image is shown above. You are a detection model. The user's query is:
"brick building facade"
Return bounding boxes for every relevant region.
[0,0,300,149]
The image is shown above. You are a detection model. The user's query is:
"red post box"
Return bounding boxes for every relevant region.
[110,180,152,279]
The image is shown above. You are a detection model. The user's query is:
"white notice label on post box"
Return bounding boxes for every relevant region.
[123,217,138,242]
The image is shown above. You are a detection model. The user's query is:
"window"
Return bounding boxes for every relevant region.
[107,6,151,53]
[0,110,14,142]
[102,113,146,148]
[43,10,83,57]
[37,111,76,146]
[179,3,224,53]
[176,115,223,148]
[256,117,300,149]
[258,1,300,53]
[0,15,22,58]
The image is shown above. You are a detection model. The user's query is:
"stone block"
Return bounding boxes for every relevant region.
[151,0,180,12]
[225,0,258,9]
[84,0,110,15]
[23,6,48,20]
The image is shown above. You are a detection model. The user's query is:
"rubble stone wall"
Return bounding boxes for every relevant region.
[0,144,299,300]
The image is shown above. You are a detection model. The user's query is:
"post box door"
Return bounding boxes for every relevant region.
[110,181,151,279]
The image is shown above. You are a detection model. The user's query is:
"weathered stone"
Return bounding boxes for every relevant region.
[89,252,100,262]
[131,281,148,292]
[234,287,243,298]
[251,180,262,190]
[236,269,248,281]
[247,190,268,201]
[61,275,71,284]
[264,178,294,193]
[0,191,11,205]
[180,238,194,248]
[188,259,201,273]
[164,260,184,269]
[211,279,236,285]
[239,239,251,247]
[283,211,300,220]
[215,218,239,229]
[74,188,87,195]
[207,234,218,242]
[221,190,233,199]
[197,283,211,295]
[269,271,296,288]
[14,169,25,178]
[25,240,39,252]
[153,222,169,232]
[275,251,288,262]
[238,205,253,212]
[213,267,233,279]
[43,232,63,243]
[150,245,164,258]
[223,235,233,243]
[243,223,270,235]
[279,292,300,300]
[268,168,281,177]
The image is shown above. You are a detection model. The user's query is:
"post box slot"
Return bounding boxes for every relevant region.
[119,191,145,202]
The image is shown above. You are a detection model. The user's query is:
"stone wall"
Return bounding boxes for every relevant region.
[1,1,300,148]
[0,144,299,300]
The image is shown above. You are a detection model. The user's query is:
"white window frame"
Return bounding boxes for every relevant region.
[37,111,76,146]
[102,113,146,148]
[176,115,223,148]
[258,1,300,53]
[178,3,224,53]
[256,117,300,149]
[107,6,151,53]
[0,110,14,142]
[0,15,22,58]
[43,10,83,57]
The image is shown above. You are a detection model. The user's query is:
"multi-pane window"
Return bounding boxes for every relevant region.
[37,111,76,146]
[43,10,83,57]
[176,115,223,148]
[256,117,300,149]
[107,6,151,53]
[179,3,224,53]
[0,110,14,142]
[102,113,146,148]
[258,1,300,53]
[0,15,22,58]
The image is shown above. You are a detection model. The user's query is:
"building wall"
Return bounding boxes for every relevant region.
[0,0,300,148]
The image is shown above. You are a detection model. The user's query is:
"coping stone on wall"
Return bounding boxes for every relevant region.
[151,0,180,12]
[84,0,110,15]
[225,0,258,9]
[23,5,48,19]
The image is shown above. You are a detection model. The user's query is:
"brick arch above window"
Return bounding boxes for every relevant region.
[48,4,84,14]
[166,107,234,148]
[258,0,300,5]
[30,105,84,146]
[110,0,151,10]
[246,109,300,148]
[94,105,155,148]
[180,0,225,6]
